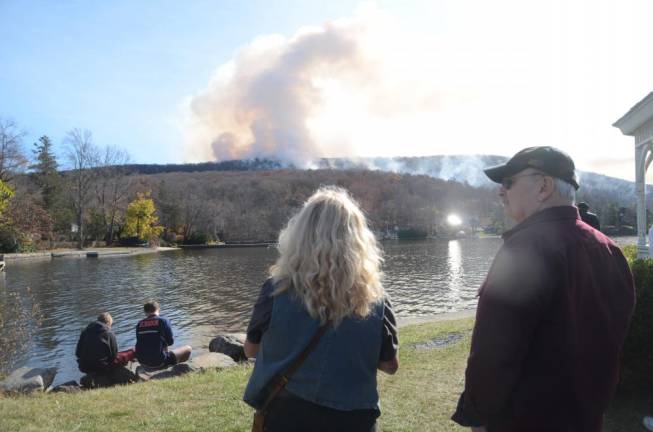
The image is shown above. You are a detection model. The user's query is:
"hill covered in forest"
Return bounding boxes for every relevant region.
[12,154,643,249]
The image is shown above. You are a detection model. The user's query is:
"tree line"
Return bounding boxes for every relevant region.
[0,118,161,251]
[1,117,510,251]
[0,116,643,252]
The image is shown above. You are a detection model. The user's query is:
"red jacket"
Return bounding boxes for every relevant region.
[453,206,635,431]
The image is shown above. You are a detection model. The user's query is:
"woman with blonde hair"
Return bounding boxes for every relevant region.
[243,186,399,432]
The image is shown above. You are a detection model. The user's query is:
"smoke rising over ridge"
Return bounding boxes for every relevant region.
[183,1,649,183]
[187,26,363,164]
[185,6,446,166]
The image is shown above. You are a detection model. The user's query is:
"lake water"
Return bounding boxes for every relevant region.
[0,236,636,385]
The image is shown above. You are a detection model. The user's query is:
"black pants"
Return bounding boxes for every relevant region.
[264,389,378,432]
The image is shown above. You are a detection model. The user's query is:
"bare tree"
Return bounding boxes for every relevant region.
[93,145,132,245]
[0,118,29,182]
[64,129,100,249]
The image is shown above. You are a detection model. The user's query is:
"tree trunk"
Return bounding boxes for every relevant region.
[77,209,84,249]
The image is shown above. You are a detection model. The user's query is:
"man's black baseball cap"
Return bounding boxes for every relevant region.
[484,146,579,190]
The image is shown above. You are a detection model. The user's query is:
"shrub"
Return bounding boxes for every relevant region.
[0,228,19,252]
[620,258,653,392]
[397,228,427,239]
[160,230,178,246]
[119,236,147,247]
[622,244,637,263]
[183,232,209,245]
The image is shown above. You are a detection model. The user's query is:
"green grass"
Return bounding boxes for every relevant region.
[0,318,649,431]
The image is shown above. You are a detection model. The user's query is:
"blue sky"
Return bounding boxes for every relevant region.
[0,0,366,163]
[2,1,653,180]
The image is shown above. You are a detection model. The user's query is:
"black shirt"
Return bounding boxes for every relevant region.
[75,320,118,373]
[246,279,399,362]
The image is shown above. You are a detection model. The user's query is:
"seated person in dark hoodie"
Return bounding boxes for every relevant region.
[135,301,191,368]
[76,312,121,374]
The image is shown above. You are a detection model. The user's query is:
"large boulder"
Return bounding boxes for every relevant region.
[209,333,247,362]
[188,353,237,371]
[135,363,193,381]
[0,367,57,394]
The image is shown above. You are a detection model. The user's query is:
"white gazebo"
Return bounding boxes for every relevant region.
[613,92,653,258]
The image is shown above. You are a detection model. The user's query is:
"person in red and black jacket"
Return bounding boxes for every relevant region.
[135,301,191,368]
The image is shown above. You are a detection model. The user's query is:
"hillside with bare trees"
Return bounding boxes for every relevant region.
[125,169,502,243]
[0,118,645,251]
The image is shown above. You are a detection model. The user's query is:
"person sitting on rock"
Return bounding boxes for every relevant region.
[135,301,191,368]
[76,312,135,375]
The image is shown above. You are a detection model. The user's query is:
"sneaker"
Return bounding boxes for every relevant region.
[643,416,653,432]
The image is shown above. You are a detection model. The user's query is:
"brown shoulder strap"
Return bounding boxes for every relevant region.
[282,323,329,380]
[259,322,330,412]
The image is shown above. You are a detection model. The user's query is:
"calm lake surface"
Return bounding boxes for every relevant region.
[0,236,636,384]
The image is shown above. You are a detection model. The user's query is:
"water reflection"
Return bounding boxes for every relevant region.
[0,238,504,384]
[381,238,502,317]
[447,240,463,301]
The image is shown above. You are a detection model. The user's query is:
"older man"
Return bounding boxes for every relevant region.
[452,146,635,432]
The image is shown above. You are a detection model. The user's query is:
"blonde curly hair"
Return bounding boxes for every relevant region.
[270,186,385,326]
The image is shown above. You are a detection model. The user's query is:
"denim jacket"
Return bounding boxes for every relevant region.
[244,289,385,411]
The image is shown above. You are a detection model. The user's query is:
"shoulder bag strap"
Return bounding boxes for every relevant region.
[259,322,330,412]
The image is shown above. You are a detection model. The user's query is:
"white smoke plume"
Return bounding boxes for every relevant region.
[184,5,444,166]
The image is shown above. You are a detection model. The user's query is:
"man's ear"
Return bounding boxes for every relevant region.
[537,176,555,202]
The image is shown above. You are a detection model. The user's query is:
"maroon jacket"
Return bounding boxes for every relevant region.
[453,206,635,431]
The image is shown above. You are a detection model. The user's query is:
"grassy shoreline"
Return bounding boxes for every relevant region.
[0,318,648,431]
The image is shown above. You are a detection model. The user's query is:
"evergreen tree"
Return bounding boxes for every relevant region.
[30,135,60,210]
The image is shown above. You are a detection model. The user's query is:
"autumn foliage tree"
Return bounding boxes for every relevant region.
[122,192,163,242]
[0,181,54,252]
[0,180,14,214]
[1,197,53,252]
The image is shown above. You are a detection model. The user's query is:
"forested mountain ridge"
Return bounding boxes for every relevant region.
[125,161,643,243]
[120,154,641,205]
[120,158,287,175]
[137,168,501,242]
[8,151,646,249]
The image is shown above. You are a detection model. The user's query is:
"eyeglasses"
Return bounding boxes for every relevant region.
[501,173,544,190]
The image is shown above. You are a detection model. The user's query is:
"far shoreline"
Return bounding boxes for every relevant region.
[1,246,180,263]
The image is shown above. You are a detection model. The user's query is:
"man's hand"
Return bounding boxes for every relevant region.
[471,427,487,432]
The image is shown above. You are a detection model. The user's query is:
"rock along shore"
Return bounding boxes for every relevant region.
[0,333,247,395]
[1,311,476,395]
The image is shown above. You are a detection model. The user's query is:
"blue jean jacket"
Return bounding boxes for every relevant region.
[244,290,385,412]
